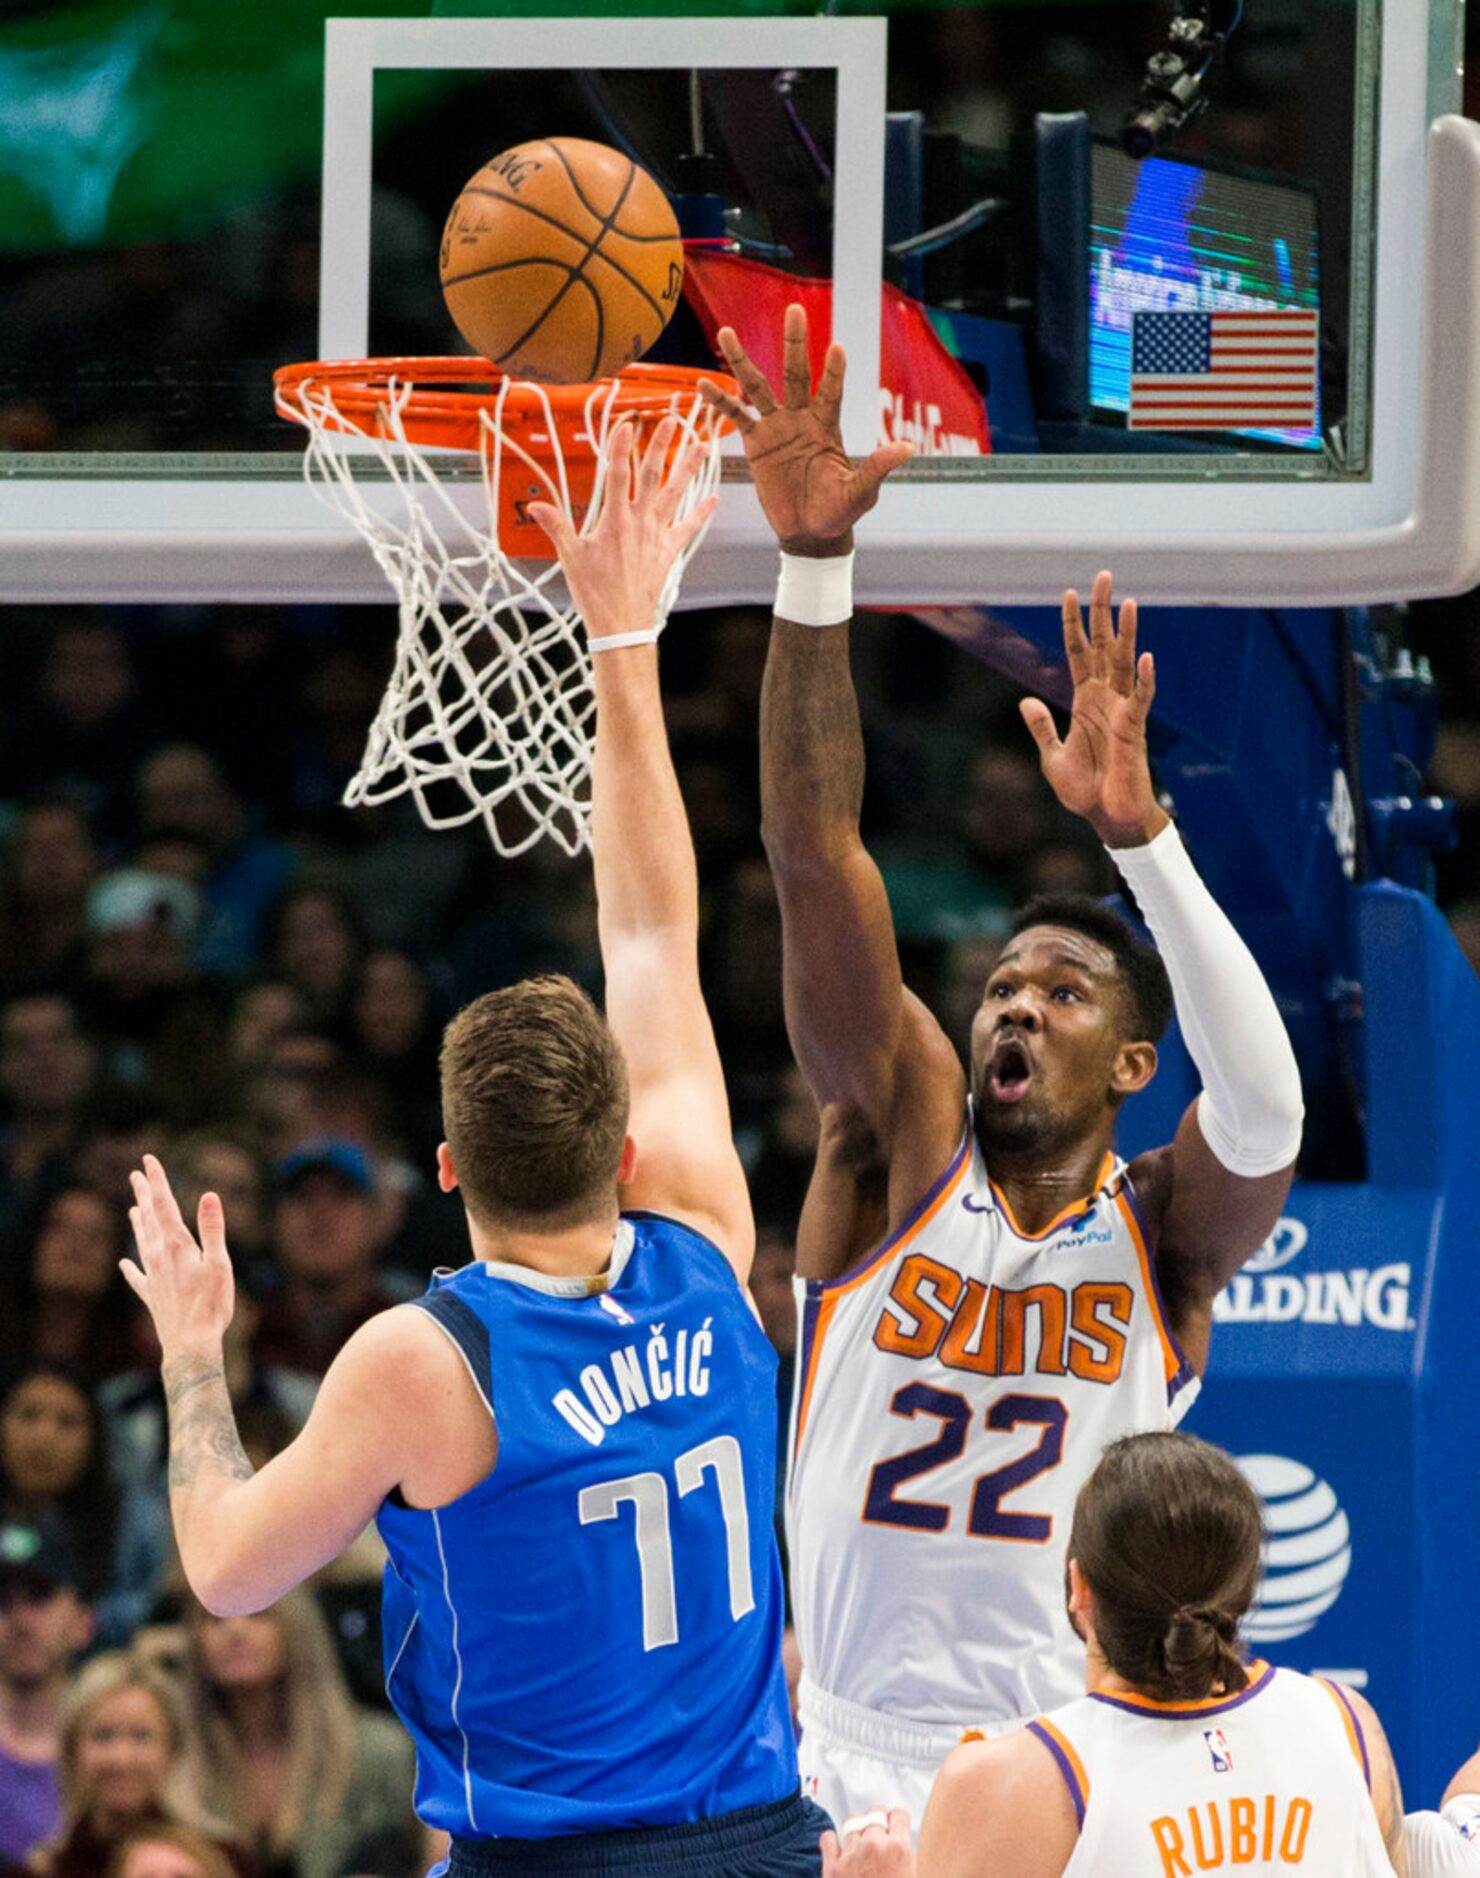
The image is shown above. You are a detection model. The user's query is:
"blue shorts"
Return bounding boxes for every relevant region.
[444,1794,834,1876]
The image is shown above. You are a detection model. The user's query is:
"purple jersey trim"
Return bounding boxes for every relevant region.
[1027,1720,1087,1830]
[1090,1660,1276,1719]
[1320,1677,1373,1791]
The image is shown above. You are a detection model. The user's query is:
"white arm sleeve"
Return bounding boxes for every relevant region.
[1108,823,1303,1178]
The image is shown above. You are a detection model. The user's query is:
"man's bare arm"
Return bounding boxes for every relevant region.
[529,423,753,1274]
[702,307,963,1256]
[1343,1686,1410,1877]
[1020,576,1300,1341]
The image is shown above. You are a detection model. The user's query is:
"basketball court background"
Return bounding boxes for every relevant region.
[0,0,1477,1821]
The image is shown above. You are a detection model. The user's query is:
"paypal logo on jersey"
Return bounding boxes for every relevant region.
[1235,1454,1352,1643]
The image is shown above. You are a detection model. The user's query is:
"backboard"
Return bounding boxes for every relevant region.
[0,0,1474,605]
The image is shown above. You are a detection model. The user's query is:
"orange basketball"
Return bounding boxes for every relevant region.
[439,137,685,385]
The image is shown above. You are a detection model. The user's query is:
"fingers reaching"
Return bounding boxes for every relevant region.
[695,376,756,436]
[1019,696,1062,757]
[853,439,914,509]
[782,303,813,411]
[1060,590,1091,687]
[1109,595,1138,696]
[1129,648,1156,724]
[1086,569,1115,679]
[715,323,779,417]
[814,340,847,428]
[197,1191,228,1264]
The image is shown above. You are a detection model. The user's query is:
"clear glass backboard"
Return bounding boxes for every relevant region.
[0,0,1474,604]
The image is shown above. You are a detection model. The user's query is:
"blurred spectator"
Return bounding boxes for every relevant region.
[0,623,160,841]
[250,1144,400,1381]
[72,1090,168,1217]
[262,885,366,1031]
[0,999,96,1233]
[0,804,99,999]
[80,873,230,1124]
[0,1370,167,1650]
[0,1188,140,1389]
[165,1135,270,1283]
[29,1652,255,1878]
[957,746,1065,901]
[109,1824,237,1878]
[0,1526,94,1869]
[135,747,296,980]
[227,984,306,1081]
[180,1589,420,1878]
[349,952,441,1161]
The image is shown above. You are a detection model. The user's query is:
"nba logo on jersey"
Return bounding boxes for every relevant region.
[598,1293,635,1327]
[1204,1728,1234,1773]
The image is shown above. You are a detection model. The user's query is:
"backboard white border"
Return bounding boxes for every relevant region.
[315,14,884,452]
[0,11,1476,604]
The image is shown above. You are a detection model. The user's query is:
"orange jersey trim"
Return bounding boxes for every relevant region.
[1316,1678,1373,1790]
[1113,1187,1185,1390]
[989,1152,1115,1241]
[1028,1715,1091,1827]
[1091,1660,1274,1716]
[792,1133,973,1453]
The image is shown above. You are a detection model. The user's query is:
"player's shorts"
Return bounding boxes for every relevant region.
[442,1794,835,1875]
[796,1672,1027,1837]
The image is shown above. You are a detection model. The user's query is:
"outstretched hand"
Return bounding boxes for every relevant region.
[1019,571,1168,848]
[697,303,913,554]
[528,415,718,642]
[124,1153,235,1360]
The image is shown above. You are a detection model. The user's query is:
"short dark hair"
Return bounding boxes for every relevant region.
[1008,894,1173,1043]
[1069,1432,1263,1703]
[439,975,629,1229]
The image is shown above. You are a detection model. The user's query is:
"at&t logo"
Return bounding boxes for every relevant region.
[1235,1454,1352,1643]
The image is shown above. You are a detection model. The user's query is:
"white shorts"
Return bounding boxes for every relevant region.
[796,1672,1027,1839]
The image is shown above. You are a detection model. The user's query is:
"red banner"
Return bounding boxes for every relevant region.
[681,247,990,456]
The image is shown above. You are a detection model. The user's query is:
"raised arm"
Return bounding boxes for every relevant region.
[124,1157,491,1613]
[1019,574,1303,1363]
[528,422,754,1274]
[699,307,963,1253]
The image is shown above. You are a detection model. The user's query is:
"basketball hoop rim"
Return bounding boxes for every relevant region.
[272,356,738,455]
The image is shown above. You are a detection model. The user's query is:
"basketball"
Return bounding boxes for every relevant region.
[439,137,685,385]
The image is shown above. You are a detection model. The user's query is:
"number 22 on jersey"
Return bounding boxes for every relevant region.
[863,1386,1069,1542]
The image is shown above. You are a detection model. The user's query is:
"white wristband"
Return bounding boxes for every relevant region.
[775,550,855,627]
[587,624,662,653]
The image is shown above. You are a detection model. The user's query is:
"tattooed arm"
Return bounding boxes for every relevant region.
[127,1157,494,1613]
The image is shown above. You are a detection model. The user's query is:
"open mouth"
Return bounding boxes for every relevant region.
[987,1037,1033,1105]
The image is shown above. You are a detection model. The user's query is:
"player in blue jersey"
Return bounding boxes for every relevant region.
[120,417,830,1876]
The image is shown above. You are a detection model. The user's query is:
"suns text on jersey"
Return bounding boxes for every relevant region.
[873,1253,1134,1382]
[552,1320,715,1446]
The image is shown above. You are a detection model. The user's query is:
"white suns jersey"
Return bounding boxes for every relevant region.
[1029,1663,1392,1876]
[788,1123,1199,1726]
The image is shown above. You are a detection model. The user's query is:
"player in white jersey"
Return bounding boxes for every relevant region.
[819,1433,1405,1878]
[1407,1742,1480,1877]
[699,308,1305,1828]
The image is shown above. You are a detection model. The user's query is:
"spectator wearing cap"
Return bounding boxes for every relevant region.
[0,1524,93,1869]
[0,1370,168,1651]
[30,1652,256,1878]
[80,871,231,1125]
[250,1142,400,1381]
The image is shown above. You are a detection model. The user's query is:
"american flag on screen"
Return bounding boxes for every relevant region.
[1128,309,1319,431]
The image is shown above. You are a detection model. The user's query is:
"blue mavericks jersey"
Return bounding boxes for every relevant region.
[376,1213,799,1840]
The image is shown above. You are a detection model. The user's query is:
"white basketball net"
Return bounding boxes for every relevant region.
[281,370,725,858]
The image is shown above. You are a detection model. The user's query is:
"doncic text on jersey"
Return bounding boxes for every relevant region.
[554,1319,717,1446]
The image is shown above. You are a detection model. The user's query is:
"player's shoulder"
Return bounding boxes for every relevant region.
[925,1728,1081,1866]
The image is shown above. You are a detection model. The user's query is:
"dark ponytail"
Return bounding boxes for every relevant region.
[1069,1433,1262,1703]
